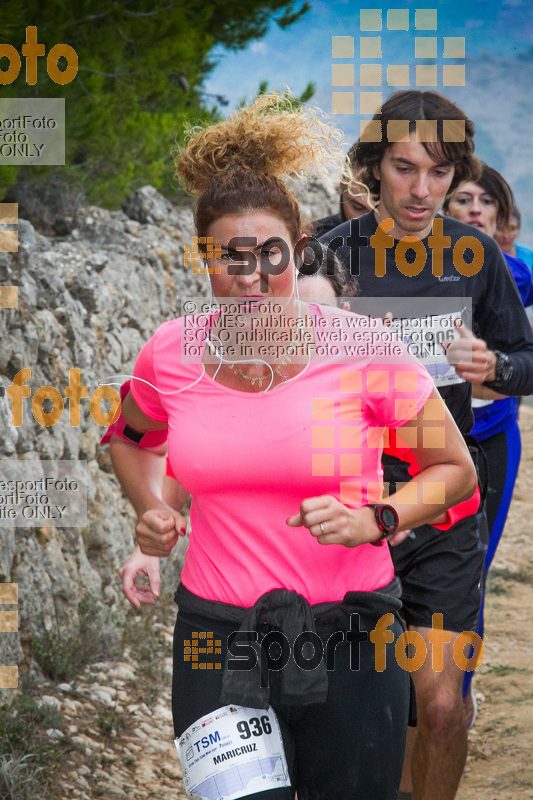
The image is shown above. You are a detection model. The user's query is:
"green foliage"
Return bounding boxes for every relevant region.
[96,710,126,742]
[32,632,76,683]
[0,0,310,205]
[488,566,532,584]
[277,2,311,29]
[501,724,519,736]
[0,693,62,799]
[239,80,315,109]
[485,572,511,596]
[122,605,172,703]
[33,594,122,682]
[0,754,44,800]
[486,566,533,597]
[485,664,529,677]
[298,81,316,104]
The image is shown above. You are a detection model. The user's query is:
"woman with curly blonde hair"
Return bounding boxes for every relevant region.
[103,94,476,800]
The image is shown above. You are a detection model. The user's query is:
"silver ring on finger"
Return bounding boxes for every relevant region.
[319,522,325,534]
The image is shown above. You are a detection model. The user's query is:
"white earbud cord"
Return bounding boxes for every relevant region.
[98,258,312,396]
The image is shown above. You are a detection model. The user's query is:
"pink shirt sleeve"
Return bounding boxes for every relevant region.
[130,335,169,423]
[363,361,435,429]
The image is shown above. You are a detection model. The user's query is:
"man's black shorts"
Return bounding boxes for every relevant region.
[390,511,489,633]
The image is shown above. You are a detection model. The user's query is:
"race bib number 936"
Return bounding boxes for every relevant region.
[175,705,290,800]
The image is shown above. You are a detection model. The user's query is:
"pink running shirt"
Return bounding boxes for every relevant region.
[131,304,434,606]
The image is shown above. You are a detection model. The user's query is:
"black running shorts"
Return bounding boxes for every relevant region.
[390,512,489,633]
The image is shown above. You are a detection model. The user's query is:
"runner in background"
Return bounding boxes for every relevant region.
[313,160,377,236]
[443,165,533,726]
[298,242,355,305]
[319,89,533,800]
[495,206,533,273]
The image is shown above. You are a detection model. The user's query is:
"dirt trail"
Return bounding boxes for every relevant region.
[458,406,533,799]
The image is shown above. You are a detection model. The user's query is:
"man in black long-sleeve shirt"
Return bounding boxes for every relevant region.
[320,90,533,800]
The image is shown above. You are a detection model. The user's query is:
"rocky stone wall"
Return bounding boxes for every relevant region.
[0,181,338,680]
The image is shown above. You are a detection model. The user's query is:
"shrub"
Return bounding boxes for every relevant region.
[33,594,123,682]
[0,693,62,800]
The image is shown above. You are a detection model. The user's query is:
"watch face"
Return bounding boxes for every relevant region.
[501,361,512,380]
[495,352,513,383]
[381,507,398,530]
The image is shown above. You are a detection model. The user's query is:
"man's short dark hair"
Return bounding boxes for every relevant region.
[352,90,480,195]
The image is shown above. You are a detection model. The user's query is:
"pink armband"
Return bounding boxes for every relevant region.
[384,432,480,530]
[99,380,168,448]
[431,486,480,531]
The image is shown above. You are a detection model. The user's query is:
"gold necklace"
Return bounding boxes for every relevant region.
[228,331,302,388]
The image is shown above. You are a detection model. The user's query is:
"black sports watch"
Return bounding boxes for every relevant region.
[366,503,400,546]
[491,350,513,386]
